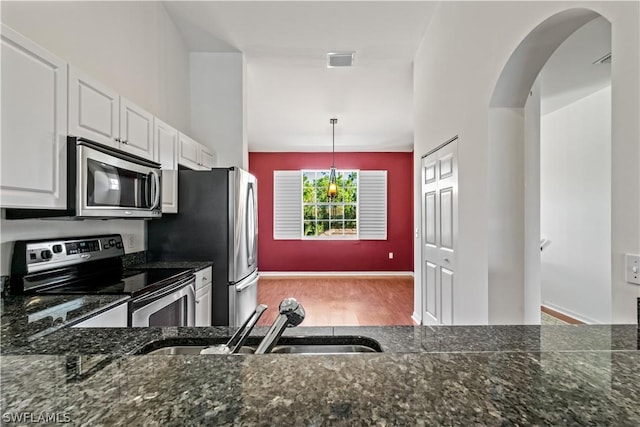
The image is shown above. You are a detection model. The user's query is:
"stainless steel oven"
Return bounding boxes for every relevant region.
[130,275,196,327]
[10,235,196,329]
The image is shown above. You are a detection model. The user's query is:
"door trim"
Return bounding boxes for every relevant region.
[421,135,459,159]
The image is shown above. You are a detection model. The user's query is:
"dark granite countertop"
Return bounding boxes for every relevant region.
[0,294,130,347]
[1,322,639,425]
[132,261,213,271]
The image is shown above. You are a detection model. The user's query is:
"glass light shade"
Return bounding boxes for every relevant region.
[328,167,338,198]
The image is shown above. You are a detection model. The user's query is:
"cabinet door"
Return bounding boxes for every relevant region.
[1,25,68,209]
[120,97,154,160]
[68,66,119,148]
[195,283,212,327]
[200,146,216,169]
[154,118,179,213]
[178,133,201,170]
[72,302,128,328]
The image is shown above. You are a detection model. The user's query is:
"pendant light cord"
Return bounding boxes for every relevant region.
[331,117,337,167]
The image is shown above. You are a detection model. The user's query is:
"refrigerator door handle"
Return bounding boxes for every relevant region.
[235,271,259,292]
[246,182,257,266]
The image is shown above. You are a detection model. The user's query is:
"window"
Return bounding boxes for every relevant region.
[302,170,358,238]
[273,170,387,240]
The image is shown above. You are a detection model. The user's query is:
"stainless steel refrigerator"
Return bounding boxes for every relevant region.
[147,167,258,326]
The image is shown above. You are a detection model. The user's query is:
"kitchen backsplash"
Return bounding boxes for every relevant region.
[122,251,147,268]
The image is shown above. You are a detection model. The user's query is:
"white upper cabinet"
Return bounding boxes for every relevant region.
[178,133,216,170]
[154,118,179,213]
[68,66,119,149]
[200,147,217,169]
[68,66,154,160]
[120,97,154,159]
[178,132,200,169]
[1,25,68,209]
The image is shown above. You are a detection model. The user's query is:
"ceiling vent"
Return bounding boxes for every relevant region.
[327,52,355,68]
[593,52,611,64]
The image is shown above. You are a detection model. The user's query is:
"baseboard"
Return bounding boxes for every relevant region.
[259,271,414,278]
[411,312,421,325]
[541,303,592,324]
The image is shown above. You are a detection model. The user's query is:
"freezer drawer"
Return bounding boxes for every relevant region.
[229,270,258,327]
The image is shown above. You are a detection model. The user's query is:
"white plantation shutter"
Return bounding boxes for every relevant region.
[358,170,387,240]
[273,170,302,239]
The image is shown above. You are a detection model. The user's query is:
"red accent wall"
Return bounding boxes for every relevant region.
[249,152,414,272]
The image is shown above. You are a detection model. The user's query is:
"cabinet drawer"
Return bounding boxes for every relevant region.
[195,266,212,290]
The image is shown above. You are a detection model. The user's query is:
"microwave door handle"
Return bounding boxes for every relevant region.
[150,170,161,210]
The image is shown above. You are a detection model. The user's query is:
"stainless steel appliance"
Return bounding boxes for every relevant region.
[6,137,162,219]
[147,167,259,327]
[10,235,195,327]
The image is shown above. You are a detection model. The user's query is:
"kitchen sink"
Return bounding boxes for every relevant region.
[137,336,383,355]
[268,344,379,354]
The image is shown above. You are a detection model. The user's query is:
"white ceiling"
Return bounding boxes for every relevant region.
[163,1,437,152]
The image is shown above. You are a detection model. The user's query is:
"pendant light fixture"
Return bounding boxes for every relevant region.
[328,118,338,199]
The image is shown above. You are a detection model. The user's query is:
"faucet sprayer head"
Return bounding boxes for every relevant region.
[279,297,306,327]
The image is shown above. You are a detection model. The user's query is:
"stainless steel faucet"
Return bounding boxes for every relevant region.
[201,304,267,354]
[254,298,306,354]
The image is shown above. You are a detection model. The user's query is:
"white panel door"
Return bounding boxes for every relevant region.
[154,118,178,213]
[68,66,118,148]
[1,25,68,209]
[422,137,458,325]
[120,97,154,160]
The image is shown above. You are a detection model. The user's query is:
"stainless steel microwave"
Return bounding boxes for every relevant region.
[6,137,162,219]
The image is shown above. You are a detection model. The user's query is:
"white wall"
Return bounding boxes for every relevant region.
[523,82,542,325]
[540,86,612,323]
[1,1,191,130]
[0,1,191,275]
[190,52,247,169]
[413,1,640,324]
[488,107,525,324]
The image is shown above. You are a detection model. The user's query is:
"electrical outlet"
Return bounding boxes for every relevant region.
[625,253,640,285]
[388,252,394,260]
[127,234,136,249]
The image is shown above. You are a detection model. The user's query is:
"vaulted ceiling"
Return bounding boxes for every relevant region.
[164,1,437,152]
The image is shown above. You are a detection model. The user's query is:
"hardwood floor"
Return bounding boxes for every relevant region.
[540,305,583,325]
[256,276,415,327]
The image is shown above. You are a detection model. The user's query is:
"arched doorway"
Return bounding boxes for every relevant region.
[487,8,611,324]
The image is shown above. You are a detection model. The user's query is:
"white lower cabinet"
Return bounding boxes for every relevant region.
[72,302,128,328]
[195,267,212,326]
[1,24,68,209]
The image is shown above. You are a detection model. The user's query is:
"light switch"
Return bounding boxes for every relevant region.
[625,253,640,285]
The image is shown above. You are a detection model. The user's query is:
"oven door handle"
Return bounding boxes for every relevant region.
[132,277,194,308]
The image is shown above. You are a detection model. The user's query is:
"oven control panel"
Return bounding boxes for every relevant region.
[22,235,125,273]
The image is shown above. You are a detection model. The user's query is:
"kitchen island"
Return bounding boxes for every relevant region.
[1,317,638,426]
